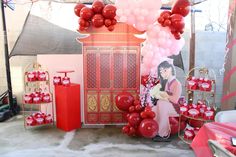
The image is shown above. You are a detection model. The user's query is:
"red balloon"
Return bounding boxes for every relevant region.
[128,113,142,127]
[126,113,130,120]
[134,100,141,106]
[92,0,105,13]
[84,21,90,27]
[92,14,104,28]
[169,117,187,135]
[141,75,149,86]
[78,26,86,31]
[80,7,94,21]
[122,125,130,134]
[74,3,85,17]
[128,106,135,113]
[139,119,158,138]
[171,0,191,17]
[163,19,172,27]
[145,110,155,119]
[144,106,152,111]
[128,126,136,136]
[102,4,117,19]
[111,19,117,25]
[170,14,185,31]
[79,18,86,27]
[157,17,165,24]
[140,111,147,119]
[188,119,204,128]
[135,105,143,112]
[107,25,115,31]
[160,10,172,19]
[115,92,134,111]
[104,19,112,27]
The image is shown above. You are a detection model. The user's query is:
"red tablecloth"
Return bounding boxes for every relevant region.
[191,122,236,157]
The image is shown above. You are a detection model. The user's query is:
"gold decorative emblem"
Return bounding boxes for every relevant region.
[87,95,97,112]
[100,95,110,112]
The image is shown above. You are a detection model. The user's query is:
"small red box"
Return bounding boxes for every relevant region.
[55,83,81,131]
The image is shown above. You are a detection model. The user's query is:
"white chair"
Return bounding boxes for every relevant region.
[215,110,236,123]
[208,140,235,157]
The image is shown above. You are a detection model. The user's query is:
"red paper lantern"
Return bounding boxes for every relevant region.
[115,92,134,111]
[139,119,158,138]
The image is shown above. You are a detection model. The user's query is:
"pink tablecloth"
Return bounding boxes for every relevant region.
[191,122,236,157]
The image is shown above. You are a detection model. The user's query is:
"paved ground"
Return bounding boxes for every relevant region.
[0,115,195,157]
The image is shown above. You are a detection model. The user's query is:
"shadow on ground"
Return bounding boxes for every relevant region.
[0,115,195,157]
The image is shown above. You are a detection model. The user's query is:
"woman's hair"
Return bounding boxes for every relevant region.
[157,61,176,91]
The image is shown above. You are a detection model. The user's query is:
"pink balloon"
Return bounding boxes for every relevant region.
[127,16,136,25]
[135,23,147,31]
[120,16,128,22]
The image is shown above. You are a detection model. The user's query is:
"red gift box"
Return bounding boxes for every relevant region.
[33,95,41,104]
[180,103,188,115]
[24,94,33,104]
[62,77,70,86]
[184,128,195,140]
[42,93,50,103]
[38,71,47,81]
[27,72,36,81]
[188,108,200,118]
[45,114,53,124]
[35,114,44,124]
[197,77,204,89]
[187,77,198,90]
[26,116,36,126]
[203,107,215,120]
[53,76,62,85]
[200,79,212,91]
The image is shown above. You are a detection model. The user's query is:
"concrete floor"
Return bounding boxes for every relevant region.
[0,115,195,157]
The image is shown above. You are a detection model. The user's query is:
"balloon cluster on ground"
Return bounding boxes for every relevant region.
[74,0,117,31]
[115,92,158,138]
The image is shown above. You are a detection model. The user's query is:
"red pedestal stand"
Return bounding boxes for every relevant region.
[55,83,81,131]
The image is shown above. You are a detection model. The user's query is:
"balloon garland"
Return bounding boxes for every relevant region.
[74,0,191,138]
[74,0,117,31]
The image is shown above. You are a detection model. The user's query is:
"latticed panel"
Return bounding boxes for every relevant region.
[113,53,124,88]
[100,54,111,88]
[86,53,97,88]
[127,53,137,88]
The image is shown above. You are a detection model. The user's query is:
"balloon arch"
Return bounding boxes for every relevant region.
[74,0,190,138]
